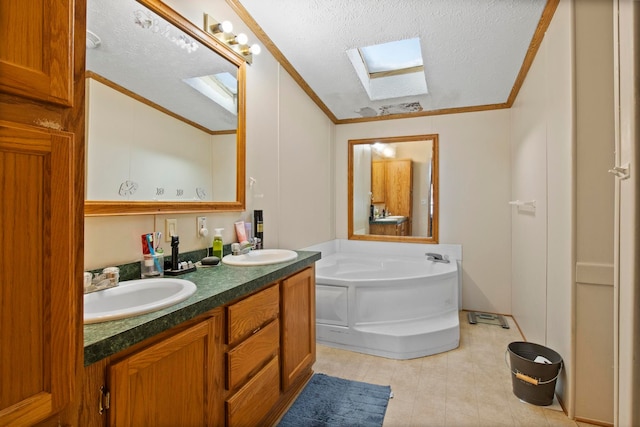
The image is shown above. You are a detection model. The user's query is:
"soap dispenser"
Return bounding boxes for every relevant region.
[212,228,224,259]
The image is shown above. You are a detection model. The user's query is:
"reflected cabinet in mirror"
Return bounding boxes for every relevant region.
[84,0,246,215]
[348,135,439,243]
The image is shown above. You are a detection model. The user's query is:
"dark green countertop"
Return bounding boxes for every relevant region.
[84,250,321,366]
[369,216,407,224]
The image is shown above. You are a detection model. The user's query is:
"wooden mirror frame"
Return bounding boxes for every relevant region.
[84,0,246,216]
[348,134,439,244]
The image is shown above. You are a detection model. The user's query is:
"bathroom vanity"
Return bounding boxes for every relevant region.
[369,216,410,236]
[80,251,319,426]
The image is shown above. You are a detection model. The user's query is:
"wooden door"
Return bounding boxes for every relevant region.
[280,267,316,391]
[108,314,224,427]
[0,121,76,425]
[0,0,73,106]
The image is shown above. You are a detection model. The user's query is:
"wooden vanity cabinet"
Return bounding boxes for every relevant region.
[108,310,225,427]
[281,266,316,391]
[225,266,317,426]
[369,219,409,236]
[225,284,280,426]
[80,266,317,427]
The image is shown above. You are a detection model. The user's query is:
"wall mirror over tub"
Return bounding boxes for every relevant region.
[349,134,439,243]
[84,0,246,216]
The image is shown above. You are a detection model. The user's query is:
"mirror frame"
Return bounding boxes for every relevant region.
[84,0,246,216]
[348,134,439,244]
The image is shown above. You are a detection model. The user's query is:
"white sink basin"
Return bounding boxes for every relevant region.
[222,249,298,266]
[84,278,197,324]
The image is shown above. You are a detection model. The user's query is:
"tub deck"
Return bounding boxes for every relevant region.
[313,248,461,360]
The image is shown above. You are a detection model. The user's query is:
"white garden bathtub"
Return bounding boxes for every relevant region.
[304,239,462,359]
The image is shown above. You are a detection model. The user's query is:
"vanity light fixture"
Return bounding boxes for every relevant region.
[203,13,260,64]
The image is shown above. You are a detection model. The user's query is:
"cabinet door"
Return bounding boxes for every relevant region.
[281,267,316,391]
[0,0,73,105]
[108,314,224,427]
[0,121,76,425]
[385,159,412,218]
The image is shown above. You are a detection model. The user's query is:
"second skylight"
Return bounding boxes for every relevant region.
[347,37,428,101]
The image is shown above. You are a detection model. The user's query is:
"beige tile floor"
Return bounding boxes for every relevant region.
[313,311,597,427]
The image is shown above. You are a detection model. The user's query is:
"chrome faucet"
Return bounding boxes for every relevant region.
[232,237,262,255]
[426,252,450,263]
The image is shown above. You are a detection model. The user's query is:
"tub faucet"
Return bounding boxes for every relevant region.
[426,252,450,263]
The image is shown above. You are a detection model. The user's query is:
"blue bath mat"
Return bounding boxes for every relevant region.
[278,373,391,427]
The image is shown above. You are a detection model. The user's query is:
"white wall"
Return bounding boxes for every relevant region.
[352,144,372,235]
[544,0,576,417]
[335,111,512,314]
[510,0,575,410]
[277,69,335,249]
[86,79,234,202]
[85,0,334,269]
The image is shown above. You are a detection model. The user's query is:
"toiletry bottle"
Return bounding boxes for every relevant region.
[212,228,224,258]
[254,210,263,249]
[171,235,180,271]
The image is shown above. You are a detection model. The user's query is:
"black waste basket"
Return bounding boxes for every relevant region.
[506,341,563,406]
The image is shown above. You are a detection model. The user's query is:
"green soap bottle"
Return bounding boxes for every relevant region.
[212,228,224,259]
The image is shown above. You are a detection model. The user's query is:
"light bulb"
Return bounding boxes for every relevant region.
[250,44,261,55]
[236,33,248,45]
[220,20,233,33]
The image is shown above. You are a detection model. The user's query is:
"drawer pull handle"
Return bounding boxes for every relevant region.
[252,327,261,334]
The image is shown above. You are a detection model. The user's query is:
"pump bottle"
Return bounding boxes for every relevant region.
[212,228,224,258]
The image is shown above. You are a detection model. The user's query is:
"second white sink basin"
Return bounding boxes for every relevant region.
[222,249,298,266]
[84,278,197,324]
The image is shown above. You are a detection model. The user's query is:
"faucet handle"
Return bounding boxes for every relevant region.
[231,243,240,255]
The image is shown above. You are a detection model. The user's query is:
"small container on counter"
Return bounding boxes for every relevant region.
[141,254,164,278]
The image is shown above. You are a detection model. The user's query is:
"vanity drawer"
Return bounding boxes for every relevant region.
[227,284,279,345]
[226,319,279,390]
[226,356,280,427]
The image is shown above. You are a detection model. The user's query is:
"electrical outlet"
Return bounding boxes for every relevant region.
[197,217,207,237]
[165,219,177,241]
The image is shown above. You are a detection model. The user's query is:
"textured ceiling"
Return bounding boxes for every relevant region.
[86,0,239,132]
[233,0,548,122]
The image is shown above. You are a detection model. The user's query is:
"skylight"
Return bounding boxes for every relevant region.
[182,72,237,115]
[360,38,423,75]
[347,37,428,101]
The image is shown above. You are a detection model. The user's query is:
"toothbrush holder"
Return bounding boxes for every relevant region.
[141,254,164,278]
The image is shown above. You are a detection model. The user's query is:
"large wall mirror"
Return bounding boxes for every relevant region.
[348,135,439,243]
[84,0,246,215]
